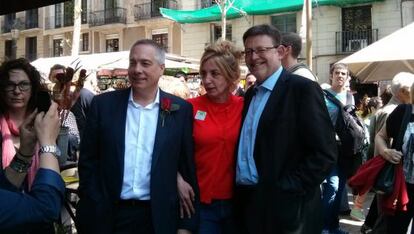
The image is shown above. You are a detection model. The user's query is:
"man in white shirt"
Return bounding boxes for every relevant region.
[77,39,199,234]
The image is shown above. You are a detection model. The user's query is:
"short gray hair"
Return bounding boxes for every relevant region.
[391,72,414,96]
[130,39,165,65]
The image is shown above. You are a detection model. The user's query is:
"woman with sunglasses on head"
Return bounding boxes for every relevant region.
[177,40,243,234]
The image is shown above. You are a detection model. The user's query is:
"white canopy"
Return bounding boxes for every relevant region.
[31,51,199,80]
[338,22,414,83]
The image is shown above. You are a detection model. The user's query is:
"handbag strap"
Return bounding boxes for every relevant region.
[393,104,412,151]
[323,90,344,108]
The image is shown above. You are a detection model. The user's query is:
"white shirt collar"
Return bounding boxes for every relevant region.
[128,88,160,109]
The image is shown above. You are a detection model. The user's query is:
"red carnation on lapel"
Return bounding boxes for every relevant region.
[160,98,179,127]
[161,98,172,112]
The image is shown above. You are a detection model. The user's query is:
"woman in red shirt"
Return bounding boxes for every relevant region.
[178,40,244,234]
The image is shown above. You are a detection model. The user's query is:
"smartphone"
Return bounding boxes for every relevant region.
[37,90,52,113]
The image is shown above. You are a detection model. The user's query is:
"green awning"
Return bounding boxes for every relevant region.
[160,5,243,24]
[160,0,384,24]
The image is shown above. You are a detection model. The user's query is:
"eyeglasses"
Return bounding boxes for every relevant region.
[244,46,278,56]
[3,81,31,92]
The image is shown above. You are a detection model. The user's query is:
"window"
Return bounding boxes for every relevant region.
[25,9,38,29]
[53,39,64,57]
[106,38,119,52]
[4,14,16,33]
[271,14,297,33]
[151,0,168,17]
[80,33,89,51]
[201,0,216,8]
[81,0,88,23]
[105,0,117,9]
[211,24,232,43]
[25,37,37,61]
[64,1,74,26]
[55,4,62,28]
[152,33,168,51]
[5,40,13,59]
[341,5,373,52]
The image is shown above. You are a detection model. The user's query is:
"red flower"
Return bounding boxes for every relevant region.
[161,98,172,112]
[160,98,179,127]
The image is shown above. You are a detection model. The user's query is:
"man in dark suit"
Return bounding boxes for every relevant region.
[76,39,199,234]
[234,24,337,234]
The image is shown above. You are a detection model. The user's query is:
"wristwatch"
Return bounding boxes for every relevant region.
[39,145,62,159]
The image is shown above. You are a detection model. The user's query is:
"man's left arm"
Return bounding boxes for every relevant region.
[177,102,200,233]
[280,81,337,193]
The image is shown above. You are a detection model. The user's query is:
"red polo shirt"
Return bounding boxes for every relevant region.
[188,94,243,204]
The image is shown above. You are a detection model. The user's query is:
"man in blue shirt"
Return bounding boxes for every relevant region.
[234,24,337,234]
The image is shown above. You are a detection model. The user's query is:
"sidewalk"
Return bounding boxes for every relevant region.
[339,191,412,234]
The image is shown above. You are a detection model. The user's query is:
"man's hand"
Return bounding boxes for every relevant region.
[177,229,191,234]
[19,110,38,156]
[177,173,195,218]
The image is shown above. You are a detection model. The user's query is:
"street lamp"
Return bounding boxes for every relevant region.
[10,28,19,59]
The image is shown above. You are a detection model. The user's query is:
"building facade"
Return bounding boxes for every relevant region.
[1,0,414,83]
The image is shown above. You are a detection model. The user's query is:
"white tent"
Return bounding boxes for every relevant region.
[338,22,414,83]
[31,51,199,80]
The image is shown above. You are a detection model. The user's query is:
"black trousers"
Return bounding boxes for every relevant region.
[113,200,154,234]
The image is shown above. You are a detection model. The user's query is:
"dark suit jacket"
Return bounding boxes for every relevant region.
[236,70,337,234]
[76,88,199,234]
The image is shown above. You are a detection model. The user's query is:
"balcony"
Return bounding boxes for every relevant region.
[134,1,178,20]
[1,17,39,34]
[25,17,39,29]
[335,29,378,54]
[44,12,87,30]
[89,8,126,27]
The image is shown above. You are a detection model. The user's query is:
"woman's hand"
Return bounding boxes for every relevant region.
[19,110,38,156]
[177,173,195,219]
[34,102,60,146]
[381,148,403,164]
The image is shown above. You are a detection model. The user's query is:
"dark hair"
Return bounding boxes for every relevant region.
[49,64,66,82]
[380,86,392,106]
[243,24,281,46]
[130,39,165,65]
[50,64,65,72]
[0,58,42,113]
[281,32,302,58]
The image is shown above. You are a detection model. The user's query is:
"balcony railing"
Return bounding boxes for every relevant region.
[25,17,39,29]
[134,1,178,20]
[44,12,87,30]
[1,17,39,33]
[89,7,126,27]
[335,29,378,54]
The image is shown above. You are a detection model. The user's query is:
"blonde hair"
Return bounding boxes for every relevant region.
[200,40,242,91]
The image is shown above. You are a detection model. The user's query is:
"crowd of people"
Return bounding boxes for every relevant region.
[1,23,414,234]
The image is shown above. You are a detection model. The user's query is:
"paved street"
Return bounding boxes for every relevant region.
[340,191,411,234]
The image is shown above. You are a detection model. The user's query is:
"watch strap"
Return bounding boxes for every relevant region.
[39,145,60,159]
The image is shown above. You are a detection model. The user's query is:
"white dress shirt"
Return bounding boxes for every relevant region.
[120,89,160,200]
